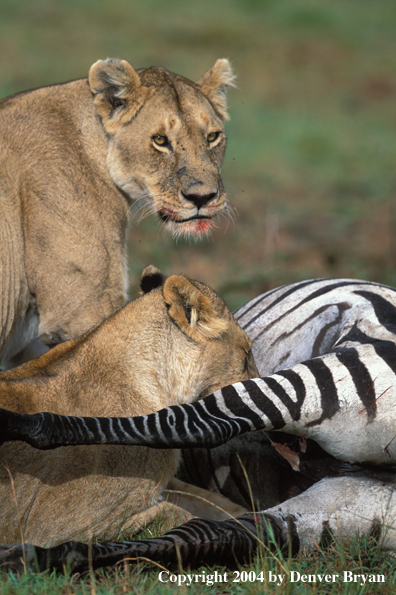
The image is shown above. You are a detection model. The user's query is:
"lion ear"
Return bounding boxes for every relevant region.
[89,59,150,132]
[140,265,167,295]
[163,275,227,342]
[196,59,236,121]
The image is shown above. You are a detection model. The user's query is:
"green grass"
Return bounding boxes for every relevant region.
[1,0,396,592]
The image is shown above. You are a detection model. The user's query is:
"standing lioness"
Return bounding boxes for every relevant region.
[0,266,257,546]
[0,58,235,369]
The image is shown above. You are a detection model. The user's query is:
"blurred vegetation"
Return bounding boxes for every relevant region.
[1,0,395,309]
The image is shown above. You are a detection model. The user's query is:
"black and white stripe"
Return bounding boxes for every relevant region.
[2,278,396,570]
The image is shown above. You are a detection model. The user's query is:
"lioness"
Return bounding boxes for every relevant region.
[0,266,257,547]
[0,58,235,369]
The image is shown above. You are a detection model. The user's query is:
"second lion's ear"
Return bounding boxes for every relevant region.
[163,275,227,342]
[140,265,167,295]
[89,59,150,133]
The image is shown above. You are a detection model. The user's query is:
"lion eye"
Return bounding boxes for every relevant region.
[207,131,220,143]
[153,135,169,147]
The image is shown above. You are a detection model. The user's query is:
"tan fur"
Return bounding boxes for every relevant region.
[0,59,235,369]
[0,267,257,547]
[166,478,248,521]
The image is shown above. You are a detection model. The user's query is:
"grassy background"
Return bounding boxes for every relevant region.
[1,0,396,591]
[1,0,395,310]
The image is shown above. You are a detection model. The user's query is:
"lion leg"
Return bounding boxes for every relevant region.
[165,477,249,520]
[126,499,195,534]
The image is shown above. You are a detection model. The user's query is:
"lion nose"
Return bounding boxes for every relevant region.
[182,191,217,209]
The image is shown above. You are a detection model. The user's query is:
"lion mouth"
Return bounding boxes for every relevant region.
[158,209,217,239]
[155,202,225,239]
[158,211,211,224]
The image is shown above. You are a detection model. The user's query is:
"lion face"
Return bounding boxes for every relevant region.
[89,59,235,239]
[132,265,259,409]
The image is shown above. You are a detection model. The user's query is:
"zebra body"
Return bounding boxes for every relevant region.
[235,278,396,465]
[1,278,396,570]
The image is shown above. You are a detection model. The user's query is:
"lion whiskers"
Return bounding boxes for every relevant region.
[129,193,159,225]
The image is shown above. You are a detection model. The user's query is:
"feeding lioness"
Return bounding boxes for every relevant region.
[0,58,235,369]
[0,266,257,547]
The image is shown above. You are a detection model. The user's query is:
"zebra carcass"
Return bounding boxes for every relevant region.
[1,278,396,572]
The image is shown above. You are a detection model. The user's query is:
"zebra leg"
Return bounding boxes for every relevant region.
[0,514,287,573]
[2,476,393,573]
